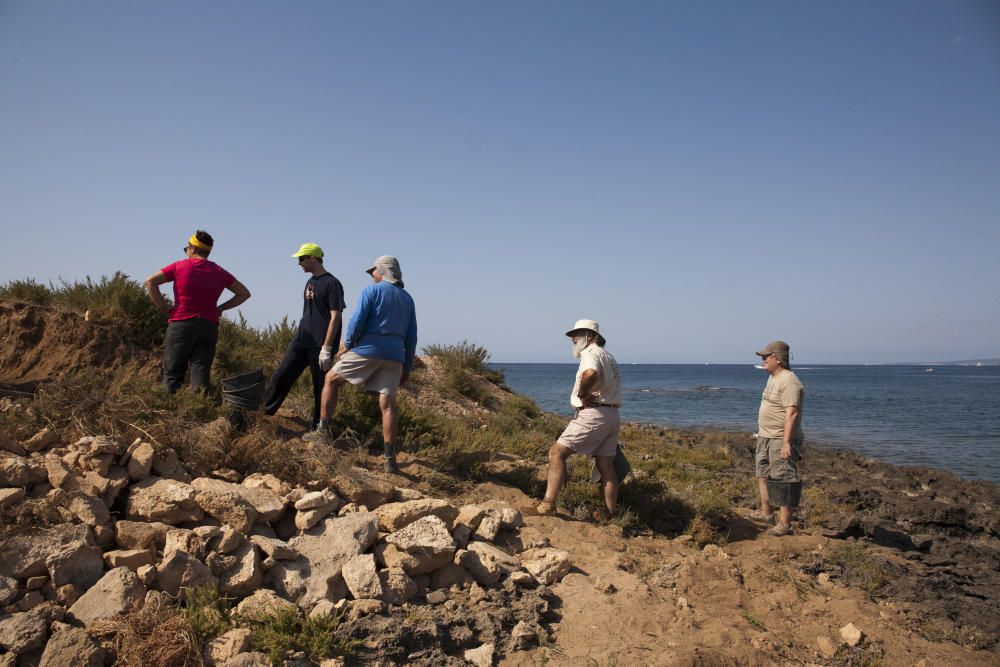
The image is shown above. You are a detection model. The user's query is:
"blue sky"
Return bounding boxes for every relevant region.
[2,1,998,364]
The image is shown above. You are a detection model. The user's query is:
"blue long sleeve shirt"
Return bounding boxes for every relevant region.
[344,281,418,371]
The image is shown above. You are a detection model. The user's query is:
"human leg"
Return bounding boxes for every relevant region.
[541,443,573,510]
[162,320,196,393]
[263,345,309,417]
[378,392,400,473]
[752,437,774,519]
[594,455,619,513]
[189,320,219,392]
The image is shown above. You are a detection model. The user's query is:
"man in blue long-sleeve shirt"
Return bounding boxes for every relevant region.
[305,255,417,473]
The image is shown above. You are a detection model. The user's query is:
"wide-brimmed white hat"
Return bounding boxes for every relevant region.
[565,319,606,346]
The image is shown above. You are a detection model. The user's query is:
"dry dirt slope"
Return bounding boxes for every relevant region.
[1,299,997,666]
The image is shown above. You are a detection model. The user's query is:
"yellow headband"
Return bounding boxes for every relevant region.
[188,234,212,251]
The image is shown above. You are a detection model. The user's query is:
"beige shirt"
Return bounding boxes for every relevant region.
[570,344,622,409]
[757,369,805,439]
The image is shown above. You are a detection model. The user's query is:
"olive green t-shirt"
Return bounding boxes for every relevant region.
[757,370,804,440]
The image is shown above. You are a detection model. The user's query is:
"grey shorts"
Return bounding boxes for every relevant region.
[557,407,619,457]
[332,351,403,396]
[755,436,802,481]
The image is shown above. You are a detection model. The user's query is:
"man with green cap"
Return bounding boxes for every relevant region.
[262,243,346,428]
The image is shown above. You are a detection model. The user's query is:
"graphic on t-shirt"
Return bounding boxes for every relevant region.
[305,283,315,301]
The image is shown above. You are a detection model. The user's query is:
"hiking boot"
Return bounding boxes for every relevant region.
[766,522,794,537]
[747,509,776,524]
[302,424,333,445]
[383,443,400,474]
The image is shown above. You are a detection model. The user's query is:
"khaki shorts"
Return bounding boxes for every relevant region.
[755,436,802,481]
[557,406,619,457]
[332,351,403,396]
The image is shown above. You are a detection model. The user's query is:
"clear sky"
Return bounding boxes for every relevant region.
[2,1,998,364]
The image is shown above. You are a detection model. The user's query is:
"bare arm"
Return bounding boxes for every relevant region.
[781,405,801,459]
[144,272,171,315]
[217,279,251,315]
[576,368,600,407]
[322,310,342,349]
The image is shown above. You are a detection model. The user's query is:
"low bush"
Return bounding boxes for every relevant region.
[245,608,356,664]
[826,543,890,594]
[424,341,505,403]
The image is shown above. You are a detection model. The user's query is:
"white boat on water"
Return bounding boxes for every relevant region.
[925,368,935,373]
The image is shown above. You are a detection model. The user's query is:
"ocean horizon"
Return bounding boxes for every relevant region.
[493,362,1000,484]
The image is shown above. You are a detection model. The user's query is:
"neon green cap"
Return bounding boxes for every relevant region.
[291,243,324,259]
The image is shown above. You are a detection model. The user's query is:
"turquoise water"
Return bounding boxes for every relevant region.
[494,363,1000,483]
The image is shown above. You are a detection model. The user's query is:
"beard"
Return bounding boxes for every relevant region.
[572,338,589,358]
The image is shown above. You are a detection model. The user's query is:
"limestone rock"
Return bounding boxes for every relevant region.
[519,547,571,585]
[816,635,837,659]
[347,599,385,620]
[163,528,206,560]
[840,623,864,647]
[393,487,424,501]
[192,478,285,522]
[0,487,25,509]
[372,543,420,572]
[126,477,203,524]
[46,541,104,589]
[222,653,271,667]
[234,589,298,622]
[429,563,473,590]
[0,452,47,487]
[115,520,171,552]
[455,548,501,587]
[342,554,382,600]
[294,499,341,531]
[151,447,191,482]
[454,505,487,531]
[383,515,457,575]
[23,428,59,453]
[473,513,501,543]
[0,434,26,456]
[374,498,459,532]
[330,467,394,509]
[52,489,110,525]
[205,627,252,666]
[451,523,473,548]
[156,551,217,596]
[67,567,145,625]
[249,535,298,561]
[0,576,17,606]
[0,604,60,654]
[509,571,535,587]
[309,599,337,619]
[294,488,342,511]
[195,489,258,534]
[286,512,379,608]
[104,549,157,571]
[511,620,539,650]
[219,541,262,597]
[467,542,519,573]
[39,622,106,667]
[126,442,155,482]
[137,565,156,586]
[464,642,495,667]
[378,568,417,605]
[242,473,291,498]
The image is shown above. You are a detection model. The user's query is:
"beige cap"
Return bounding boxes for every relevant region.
[565,319,606,346]
[366,255,404,288]
[756,340,790,364]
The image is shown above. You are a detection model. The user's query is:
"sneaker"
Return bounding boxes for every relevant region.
[766,523,794,537]
[747,510,776,524]
[521,501,557,517]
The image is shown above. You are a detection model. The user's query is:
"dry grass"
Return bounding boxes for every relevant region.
[90,594,203,667]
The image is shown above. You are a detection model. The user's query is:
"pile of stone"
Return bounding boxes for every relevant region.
[0,427,571,665]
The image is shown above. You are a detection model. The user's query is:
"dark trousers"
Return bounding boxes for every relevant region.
[163,318,219,393]
[263,344,324,427]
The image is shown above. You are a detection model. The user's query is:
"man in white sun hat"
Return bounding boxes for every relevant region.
[533,319,622,519]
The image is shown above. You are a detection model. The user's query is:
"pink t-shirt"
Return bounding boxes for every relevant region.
[161,258,235,323]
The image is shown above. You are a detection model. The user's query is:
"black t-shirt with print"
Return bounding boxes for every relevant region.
[294,272,346,349]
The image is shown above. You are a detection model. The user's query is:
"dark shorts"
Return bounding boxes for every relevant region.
[755,436,802,481]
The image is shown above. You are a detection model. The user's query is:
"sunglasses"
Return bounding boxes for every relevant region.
[298,256,310,263]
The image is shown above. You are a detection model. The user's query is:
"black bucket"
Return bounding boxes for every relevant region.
[766,479,803,507]
[221,368,265,411]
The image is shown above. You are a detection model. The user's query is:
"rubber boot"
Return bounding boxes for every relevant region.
[383,442,400,474]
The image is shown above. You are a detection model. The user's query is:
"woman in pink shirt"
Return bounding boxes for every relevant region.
[145,230,251,393]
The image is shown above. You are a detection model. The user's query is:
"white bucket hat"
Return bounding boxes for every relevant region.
[366,255,404,288]
[565,319,606,346]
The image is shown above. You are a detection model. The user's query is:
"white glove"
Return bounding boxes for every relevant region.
[318,346,334,371]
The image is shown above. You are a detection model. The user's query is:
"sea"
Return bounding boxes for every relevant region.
[493,363,1000,484]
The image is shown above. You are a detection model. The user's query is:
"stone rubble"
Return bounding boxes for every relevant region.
[0,430,570,664]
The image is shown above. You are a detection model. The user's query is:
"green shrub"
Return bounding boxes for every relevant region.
[424,341,505,402]
[181,586,233,646]
[827,543,890,594]
[0,278,51,304]
[246,608,356,664]
[215,313,297,378]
